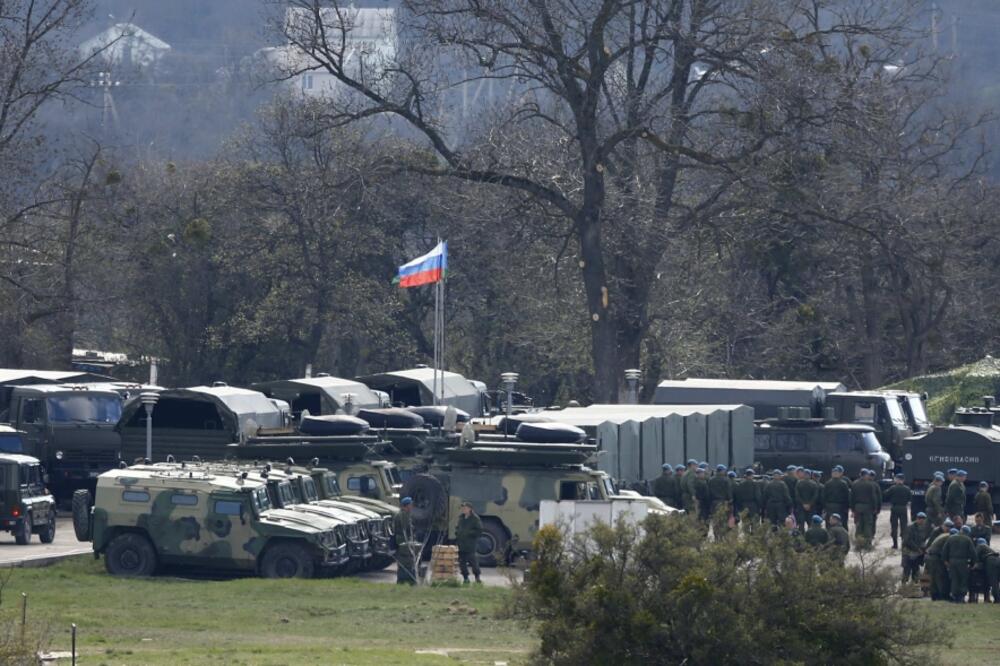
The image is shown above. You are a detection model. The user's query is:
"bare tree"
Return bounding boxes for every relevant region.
[270,0,922,399]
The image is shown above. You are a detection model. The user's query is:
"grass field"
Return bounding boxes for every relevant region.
[2,557,998,665]
[0,557,534,665]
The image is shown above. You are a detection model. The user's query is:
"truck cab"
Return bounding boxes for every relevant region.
[2,385,123,496]
[825,392,913,461]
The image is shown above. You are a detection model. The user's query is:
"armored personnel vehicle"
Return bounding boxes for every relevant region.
[2,384,123,497]
[402,436,618,566]
[73,465,348,578]
[753,419,891,479]
[0,454,57,544]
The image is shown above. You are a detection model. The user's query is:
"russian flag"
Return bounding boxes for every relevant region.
[396,241,447,288]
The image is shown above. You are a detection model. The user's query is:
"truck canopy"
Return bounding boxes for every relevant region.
[357,368,484,417]
[252,376,382,417]
[653,378,846,419]
[118,385,283,438]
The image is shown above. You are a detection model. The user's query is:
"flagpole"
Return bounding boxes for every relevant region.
[440,277,445,405]
[433,275,440,407]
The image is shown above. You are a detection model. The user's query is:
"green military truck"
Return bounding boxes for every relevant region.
[2,384,123,497]
[0,454,57,544]
[402,440,619,566]
[73,465,348,578]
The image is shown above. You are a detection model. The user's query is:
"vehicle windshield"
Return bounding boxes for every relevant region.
[0,434,23,453]
[884,398,906,425]
[382,465,402,488]
[46,394,122,424]
[324,475,342,497]
[599,475,616,498]
[862,432,882,455]
[907,396,931,427]
[302,478,319,501]
[253,487,271,512]
[277,481,296,506]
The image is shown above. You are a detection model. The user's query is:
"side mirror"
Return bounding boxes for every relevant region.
[43,473,50,485]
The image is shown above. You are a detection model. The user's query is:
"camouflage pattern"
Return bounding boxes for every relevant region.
[326,460,402,504]
[88,466,347,575]
[0,454,56,540]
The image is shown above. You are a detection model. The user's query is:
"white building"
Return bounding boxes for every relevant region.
[79,22,171,71]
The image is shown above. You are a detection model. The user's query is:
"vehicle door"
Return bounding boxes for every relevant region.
[834,432,866,477]
[199,491,257,568]
[19,463,50,524]
[804,432,830,472]
[16,398,46,458]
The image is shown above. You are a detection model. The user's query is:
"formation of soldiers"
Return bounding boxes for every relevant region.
[650,462,999,602]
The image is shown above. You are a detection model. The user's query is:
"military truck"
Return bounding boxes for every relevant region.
[653,378,922,460]
[0,384,123,497]
[753,420,892,479]
[401,439,620,566]
[73,465,348,578]
[0,454,57,544]
[901,415,1000,517]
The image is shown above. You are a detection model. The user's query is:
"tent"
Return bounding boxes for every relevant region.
[357,368,485,417]
[252,376,383,416]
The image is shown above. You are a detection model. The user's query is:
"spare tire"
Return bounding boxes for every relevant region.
[356,408,425,429]
[516,421,587,444]
[406,406,471,428]
[72,489,93,542]
[497,413,553,435]
[299,414,370,436]
[400,473,447,532]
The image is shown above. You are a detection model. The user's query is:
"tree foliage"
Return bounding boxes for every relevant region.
[514,516,942,665]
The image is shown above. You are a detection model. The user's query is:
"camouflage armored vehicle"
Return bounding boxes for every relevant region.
[402,439,619,566]
[73,465,348,578]
[0,454,57,544]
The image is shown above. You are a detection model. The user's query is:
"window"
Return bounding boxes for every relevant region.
[122,490,150,502]
[46,395,122,424]
[213,500,243,516]
[254,487,271,511]
[19,465,40,486]
[836,433,863,452]
[347,476,377,494]
[754,433,772,451]
[171,494,198,506]
[853,402,876,424]
[884,398,906,424]
[21,399,42,424]
[302,478,319,502]
[277,482,296,506]
[303,74,314,90]
[0,434,23,453]
[324,476,341,497]
[775,433,806,452]
[560,481,586,500]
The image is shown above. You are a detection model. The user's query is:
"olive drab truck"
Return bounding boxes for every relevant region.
[0,454,57,545]
[2,384,123,497]
[73,465,348,578]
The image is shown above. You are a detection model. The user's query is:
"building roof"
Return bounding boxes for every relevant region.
[534,404,749,427]
[656,378,846,392]
[79,22,171,69]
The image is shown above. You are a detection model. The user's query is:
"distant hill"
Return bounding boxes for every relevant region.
[883,356,1000,424]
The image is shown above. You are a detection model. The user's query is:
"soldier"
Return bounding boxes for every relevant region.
[826,513,851,563]
[973,481,994,527]
[783,465,799,518]
[764,469,793,527]
[795,470,820,529]
[945,469,967,523]
[680,459,698,512]
[733,468,762,532]
[942,524,976,603]
[974,538,1000,603]
[393,496,418,585]
[925,518,954,550]
[455,501,482,585]
[811,469,824,516]
[651,464,681,509]
[851,469,881,548]
[693,467,711,523]
[805,514,829,547]
[884,473,912,550]
[925,472,945,526]
[901,512,928,584]
[823,466,851,526]
[708,464,734,535]
[970,512,991,545]
[925,528,952,601]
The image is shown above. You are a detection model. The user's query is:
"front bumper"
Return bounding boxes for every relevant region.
[348,537,371,560]
[319,542,350,567]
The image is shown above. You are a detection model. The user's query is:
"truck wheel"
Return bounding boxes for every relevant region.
[38,510,57,544]
[14,515,32,546]
[401,474,446,532]
[72,489,93,542]
[260,543,316,579]
[476,519,509,568]
[105,533,157,577]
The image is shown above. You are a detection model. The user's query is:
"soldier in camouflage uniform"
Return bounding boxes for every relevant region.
[974,538,1000,603]
[850,469,881,548]
[794,471,821,529]
[693,467,711,523]
[823,466,851,526]
[973,481,994,527]
[455,501,482,584]
[708,465,734,536]
[970,511,991,546]
[393,497,418,585]
[680,459,698,512]
[945,470,968,523]
[733,469,762,533]
[783,466,799,522]
[825,513,850,563]
[901,512,928,584]
[925,473,945,526]
[651,464,682,509]
[764,470,793,527]
[943,524,976,602]
[804,514,829,547]
[925,529,951,601]
[883,473,912,550]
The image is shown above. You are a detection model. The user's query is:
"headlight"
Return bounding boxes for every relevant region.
[55,451,64,461]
